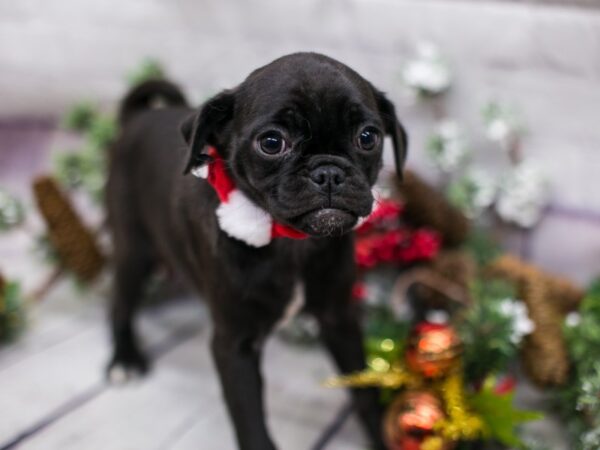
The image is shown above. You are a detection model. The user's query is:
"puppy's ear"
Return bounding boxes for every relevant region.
[374,91,408,180]
[181,90,235,174]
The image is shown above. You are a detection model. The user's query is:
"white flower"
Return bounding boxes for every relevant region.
[447,168,497,219]
[402,42,451,96]
[468,170,497,212]
[496,161,549,228]
[565,312,581,327]
[486,118,511,143]
[499,298,535,344]
[427,120,470,173]
[482,101,524,147]
[582,428,600,450]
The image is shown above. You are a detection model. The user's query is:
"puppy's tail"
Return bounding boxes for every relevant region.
[118,79,188,125]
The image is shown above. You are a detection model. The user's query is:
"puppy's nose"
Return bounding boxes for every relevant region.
[309,165,346,193]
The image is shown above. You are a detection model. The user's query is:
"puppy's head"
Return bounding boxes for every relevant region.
[182,53,408,237]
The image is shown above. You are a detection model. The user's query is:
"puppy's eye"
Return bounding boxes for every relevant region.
[357,127,380,151]
[257,131,287,155]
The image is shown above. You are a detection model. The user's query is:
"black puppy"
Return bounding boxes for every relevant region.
[106,52,407,450]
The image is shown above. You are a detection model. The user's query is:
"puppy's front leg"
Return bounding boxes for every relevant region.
[211,324,276,450]
[316,308,386,450]
[304,238,387,450]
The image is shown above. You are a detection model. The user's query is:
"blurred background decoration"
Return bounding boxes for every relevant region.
[0,1,599,450]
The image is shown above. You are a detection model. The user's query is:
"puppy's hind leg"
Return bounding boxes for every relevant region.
[107,242,156,384]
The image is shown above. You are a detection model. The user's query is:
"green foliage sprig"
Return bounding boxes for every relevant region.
[559,279,600,450]
[0,188,25,231]
[469,376,543,448]
[455,280,518,384]
[127,58,166,86]
[0,281,26,343]
[55,59,165,203]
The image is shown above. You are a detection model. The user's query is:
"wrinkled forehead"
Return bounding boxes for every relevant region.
[235,67,381,131]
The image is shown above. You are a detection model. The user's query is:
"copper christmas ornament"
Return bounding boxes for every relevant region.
[384,390,452,450]
[405,322,463,378]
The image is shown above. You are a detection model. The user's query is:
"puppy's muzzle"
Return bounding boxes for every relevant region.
[309,164,346,194]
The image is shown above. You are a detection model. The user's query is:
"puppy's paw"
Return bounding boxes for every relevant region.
[106,346,150,385]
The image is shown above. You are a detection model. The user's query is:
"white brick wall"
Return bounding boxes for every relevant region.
[1,0,599,281]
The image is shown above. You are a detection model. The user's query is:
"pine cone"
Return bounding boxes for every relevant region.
[486,254,583,386]
[32,176,104,283]
[394,170,470,248]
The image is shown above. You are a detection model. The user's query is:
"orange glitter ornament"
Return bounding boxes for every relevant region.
[384,390,452,450]
[405,322,463,378]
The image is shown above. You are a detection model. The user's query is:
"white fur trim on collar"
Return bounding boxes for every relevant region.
[191,165,209,179]
[215,190,273,247]
[353,188,382,229]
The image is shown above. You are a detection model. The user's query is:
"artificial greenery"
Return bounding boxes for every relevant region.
[464,231,502,267]
[469,376,543,448]
[87,115,117,150]
[0,188,25,231]
[127,57,166,86]
[563,280,600,369]
[364,303,411,346]
[54,59,166,203]
[455,280,517,385]
[62,102,97,132]
[447,173,494,221]
[481,101,525,139]
[55,100,113,203]
[33,233,61,266]
[0,280,26,343]
[558,279,600,450]
[54,143,106,202]
[447,175,481,216]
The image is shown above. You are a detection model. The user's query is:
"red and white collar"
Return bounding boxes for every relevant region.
[190,147,377,247]
[190,147,308,247]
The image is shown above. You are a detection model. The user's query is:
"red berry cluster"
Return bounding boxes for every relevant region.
[354,199,440,269]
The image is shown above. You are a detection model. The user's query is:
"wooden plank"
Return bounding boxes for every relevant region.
[0,278,106,372]
[324,416,366,450]
[16,329,363,450]
[0,294,206,446]
[166,338,364,450]
[17,330,217,450]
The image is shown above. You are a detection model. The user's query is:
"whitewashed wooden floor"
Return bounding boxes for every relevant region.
[0,273,366,450]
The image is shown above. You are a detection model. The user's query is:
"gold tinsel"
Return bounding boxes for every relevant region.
[393,170,470,248]
[434,371,486,441]
[326,364,487,444]
[32,175,104,283]
[323,362,421,390]
[486,254,585,386]
[421,436,446,450]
